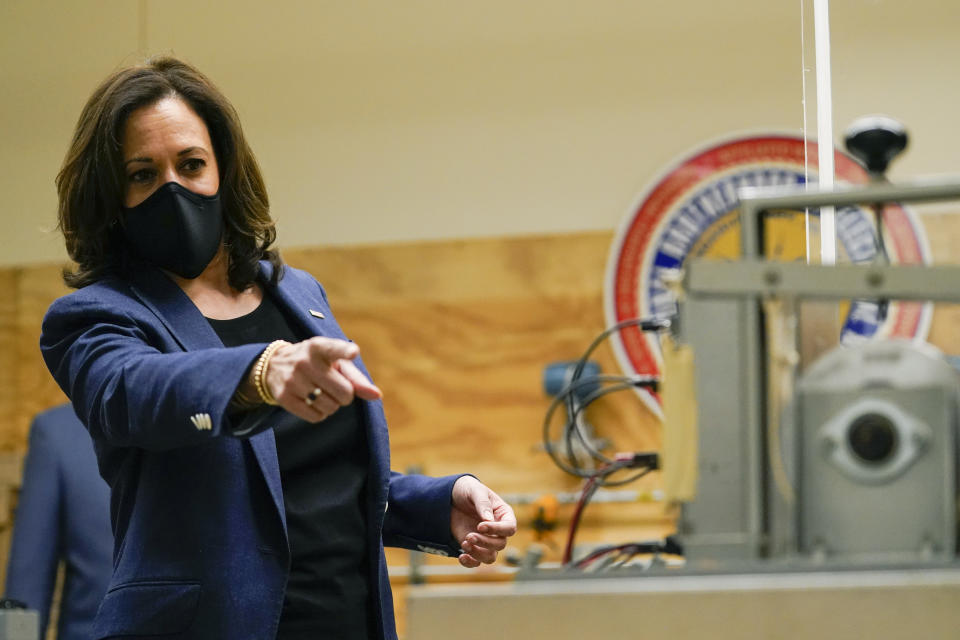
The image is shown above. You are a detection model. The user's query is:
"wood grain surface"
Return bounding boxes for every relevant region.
[2,225,960,638]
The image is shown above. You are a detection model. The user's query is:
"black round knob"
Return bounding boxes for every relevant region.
[843,116,908,177]
[847,412,898,464]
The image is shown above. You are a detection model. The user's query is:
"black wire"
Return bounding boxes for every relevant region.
[597,465,653,489]
[564,318,667,462]
[540,317,681,570]
[562,460,630,565]
[543,375,636,473]
[543,317,666,480]
[542,375,656,478]
[564,462,656,567]
[562,382,637,470]
[574,537,683,570]
[567,318,670,395]
[566,381,655,469]
[573,543,626,570]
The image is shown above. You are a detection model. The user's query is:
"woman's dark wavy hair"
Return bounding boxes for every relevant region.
[56,56,283,289]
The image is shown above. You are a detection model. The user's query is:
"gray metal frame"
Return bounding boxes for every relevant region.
[679,177,960,562]
[686,260,960,301]
[738,179,960,258]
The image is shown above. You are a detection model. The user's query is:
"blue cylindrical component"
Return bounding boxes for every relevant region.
[542,360,601,402]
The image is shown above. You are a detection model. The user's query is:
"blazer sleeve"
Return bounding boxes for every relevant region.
[382,471,465,557]
[40,291,269,451]
[4,418,61,637]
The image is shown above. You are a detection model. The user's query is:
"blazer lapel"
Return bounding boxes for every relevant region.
[127,266,223,351]
[127,266,287,533]
[265,263,391,497]
[264,265,340,341]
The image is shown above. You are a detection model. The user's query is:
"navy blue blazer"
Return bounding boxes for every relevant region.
[40,262,462,640]
[4,404,112,640]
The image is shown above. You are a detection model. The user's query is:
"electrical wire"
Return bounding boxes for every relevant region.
[566,318,670,391]
[545,317,669,567]
[574,543,634,570]
[541,317,667,480]
[543,376,657,478]
[561,473,602,565]
[560,463,656,566]
[574,536,685,570]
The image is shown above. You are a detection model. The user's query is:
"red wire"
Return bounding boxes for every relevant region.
[562,474,600,565]
[574,544,623,570]
[561,461,655,566]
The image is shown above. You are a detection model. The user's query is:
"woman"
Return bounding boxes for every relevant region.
[40,56,516,640]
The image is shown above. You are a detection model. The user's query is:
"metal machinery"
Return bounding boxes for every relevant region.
[409,182,960,636]
[678,176,960,567]
[407,124,960,639]
[409,127,960,640]
[795,341,958,563]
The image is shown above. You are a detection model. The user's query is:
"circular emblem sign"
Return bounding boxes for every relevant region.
[604,134,931,413]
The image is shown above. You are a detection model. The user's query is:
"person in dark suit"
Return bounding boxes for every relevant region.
[4,404,112,640]
[39,56,516,640]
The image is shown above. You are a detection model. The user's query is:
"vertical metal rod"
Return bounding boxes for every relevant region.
[800,0,812,263]
[814,0,836,264]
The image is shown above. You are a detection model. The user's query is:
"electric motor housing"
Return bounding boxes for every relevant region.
[795,340,960,563]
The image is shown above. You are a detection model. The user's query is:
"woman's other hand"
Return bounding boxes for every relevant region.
[450,476,518,568]
[265,337,382,422]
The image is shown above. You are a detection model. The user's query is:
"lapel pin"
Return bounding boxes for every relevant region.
[309,309,326,319]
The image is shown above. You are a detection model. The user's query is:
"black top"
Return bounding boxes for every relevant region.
[207,294,373,640]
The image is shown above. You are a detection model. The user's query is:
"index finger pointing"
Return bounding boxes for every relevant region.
[308,337,360,363]
[336,359,383,400]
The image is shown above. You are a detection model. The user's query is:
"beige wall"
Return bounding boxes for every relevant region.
[4,1,960,267]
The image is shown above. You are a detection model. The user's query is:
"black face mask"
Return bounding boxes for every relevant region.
[122,182,223,279]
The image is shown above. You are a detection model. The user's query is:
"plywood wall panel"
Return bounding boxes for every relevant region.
[0,270,20,451]
[333,296,660,486]
[283,232,613,304]
[16,264,70,441]
[3,222,960,638]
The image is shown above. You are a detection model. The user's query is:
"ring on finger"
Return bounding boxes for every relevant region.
[305,387,323,406]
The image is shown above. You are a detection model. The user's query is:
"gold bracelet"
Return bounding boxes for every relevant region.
[253,340,289,406]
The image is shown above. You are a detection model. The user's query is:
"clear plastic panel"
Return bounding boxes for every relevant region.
[797,0,960,368]
[830,1,960,364]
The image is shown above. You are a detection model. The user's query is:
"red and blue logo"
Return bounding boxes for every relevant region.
[604,134,931,413]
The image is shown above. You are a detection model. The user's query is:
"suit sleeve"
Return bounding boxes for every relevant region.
[40,292,274,451]
[4,418,61,637]
[382,472,464,556]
